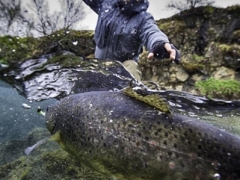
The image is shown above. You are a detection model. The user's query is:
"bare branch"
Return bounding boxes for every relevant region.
[166,0,215,11]
[58,0,86,30]
[0,0,86,37]
[0,0,21,32]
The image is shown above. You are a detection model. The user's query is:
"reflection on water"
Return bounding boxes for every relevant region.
[201,115,240,136]
[165,90,240,135]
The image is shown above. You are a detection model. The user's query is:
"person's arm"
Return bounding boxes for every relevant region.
[139,13,180,63]
[83,0,103,14]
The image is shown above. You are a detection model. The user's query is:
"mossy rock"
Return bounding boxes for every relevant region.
[0,149,112,180]
[0,127,113,180]
[37,29,95,57]
[195,77,240,100]
[0,29,95,68]
[180,55,205,74]
[0,36,38,64]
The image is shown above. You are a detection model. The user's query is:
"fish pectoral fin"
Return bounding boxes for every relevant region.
[50,131,67,151]
[50,131,62,142]
[24,137,50,155]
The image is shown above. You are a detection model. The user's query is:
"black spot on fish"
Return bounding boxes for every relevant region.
[163,140,167,146]
[168,152,172,157]
[165,132,168,138]
[148,123,153,130]
[159,155,163,160]
[128,124,133,128]
[117,123,121,128]
[203,132,208,138]
[136,120,141,124]
[137,132,142,137]
[197,132,202,137]
[183,132,188,137]
[189,128,193,133]
[145,136,149,141]
[174,134,178,138]
[198,145,202,150]
[207,140,211,145]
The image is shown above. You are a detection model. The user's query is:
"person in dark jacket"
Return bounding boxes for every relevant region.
[83,0,180,80]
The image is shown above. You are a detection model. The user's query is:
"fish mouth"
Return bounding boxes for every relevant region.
[45,105,57,134]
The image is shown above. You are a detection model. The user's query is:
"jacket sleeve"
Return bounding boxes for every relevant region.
[83,0,104,14]
[139,12,169,52]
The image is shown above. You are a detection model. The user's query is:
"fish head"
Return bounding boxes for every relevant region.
[45,102,59,134]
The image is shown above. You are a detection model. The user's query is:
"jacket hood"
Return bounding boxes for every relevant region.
[117,0,149,15]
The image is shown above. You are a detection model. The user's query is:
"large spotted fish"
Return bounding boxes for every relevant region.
[45,88,240,180]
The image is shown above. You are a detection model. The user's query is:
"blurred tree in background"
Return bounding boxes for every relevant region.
[0,0,86,37]
[166,0,215,11]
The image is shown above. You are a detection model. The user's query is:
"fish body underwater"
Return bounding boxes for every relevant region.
[45,91,240,180]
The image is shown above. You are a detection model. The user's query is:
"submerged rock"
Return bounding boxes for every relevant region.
[0,128,113,180]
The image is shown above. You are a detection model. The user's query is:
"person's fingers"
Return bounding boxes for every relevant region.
[169,49,176,60]
[164,43,172,52]
[164,43,176,61]
[147,52,154,60]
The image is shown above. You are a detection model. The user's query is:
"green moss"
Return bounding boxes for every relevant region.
[219,43,240,56]
[47,54,83,67]
[233,30,240,39]
[0,58,8,64]
[157,20,186,34]
[181,62,204,74]
[180,55,205,73]
[219,44,231,51]
[195,77,240,100]
[203,6,214,14]
[122,87,171,114]
[191,54,204,61]
[0,148,112,180]
[226,4,240,14]
[0,29,95,68]
[0,36,38,64]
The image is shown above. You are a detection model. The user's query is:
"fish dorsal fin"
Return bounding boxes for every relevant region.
[121,87,171,114]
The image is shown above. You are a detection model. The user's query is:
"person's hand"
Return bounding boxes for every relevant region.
[147,42,180,64]
[163,43,176,61]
